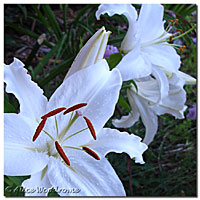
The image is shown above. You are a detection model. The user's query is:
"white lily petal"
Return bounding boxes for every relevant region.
[48,156,126,196]
[4,113,49,176]
[47,59,122,145]
[134,79,158,101]
[65,27,110,79]
[152,66,169,103]
[128,88,158,145]
[116,41,152,81]
[112,110,140,128]
[5,147,49,176]
[89,128,147,164]
[22,168,51,196]
[152,83,187,119]
[177,70,196,85]
[96,4,138,53]
[138,4,166,43]
[4,58,48,120]
[142,44,181,73]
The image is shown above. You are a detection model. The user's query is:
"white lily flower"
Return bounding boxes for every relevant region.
[113,73,187,145]
[96,4,181,81]
[4,58,147,196]
[65,26,111,79]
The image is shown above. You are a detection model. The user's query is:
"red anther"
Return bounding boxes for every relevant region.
[176,29,183,34]
[82,146,100,160]
[169,36,173,42]
[178,45,186,55]
[41,107,66,119]
[63,103,87,115]
[168,19,173,23]
[55,141,70,166]
[83,116,96,140]
[168,19,175,25]
[182,45,186,49]
[174,18,179,23]
[33,118,47,142]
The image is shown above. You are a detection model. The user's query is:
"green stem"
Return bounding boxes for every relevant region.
[122,85,132,90]
[170,25,196,42]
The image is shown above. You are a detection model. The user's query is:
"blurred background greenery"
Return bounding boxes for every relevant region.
[4,4,197,197]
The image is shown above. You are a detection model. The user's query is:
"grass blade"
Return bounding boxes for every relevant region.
[38,56,74,87]
[32,38,63,77]
[42,5,63,40]
[5,21,52,48]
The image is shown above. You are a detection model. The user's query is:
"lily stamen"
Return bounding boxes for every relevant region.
[174,18,179,24]
[178,45,186,55]
[176,29,183,34]
[169,36,173,42]
[41,107,66,119]
[83,116,97,140]
[82,146,100,160]
[33,117,47,142]
[63,103,87,115]
[55,141,70,166]
[62,128,88,142]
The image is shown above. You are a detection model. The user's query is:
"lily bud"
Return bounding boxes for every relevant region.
[65,26,111,79]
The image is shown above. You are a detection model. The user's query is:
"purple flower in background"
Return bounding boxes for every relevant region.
[104,45,119,58]
[192,38,196,45]
[186,103,196,119]
[168,10,176,18]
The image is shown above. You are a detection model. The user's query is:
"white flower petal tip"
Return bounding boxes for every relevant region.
[90,128,148,165]
[96,4,137,21]
[4,58,47,119]
[65,27,111,79]
[96,4,138,53]
[112,111,140,128]
[177,71,196,85]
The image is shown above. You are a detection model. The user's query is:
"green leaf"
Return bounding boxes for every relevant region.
[130,80,138,93]
[109,33,125,45]
[4,94,17,113]
[32,37,65,77]
[106,53,123,70]
[42,5,63,41]
[117,94,131,112]
[38,56,74,87]
[74,5,96,23]
[31,5,53,36]
[17,4,27,20]
[5,21,52,48]
[76,21,95,35]
[63,4,68,33]
[25,41,41,67]
[52,33,68,70]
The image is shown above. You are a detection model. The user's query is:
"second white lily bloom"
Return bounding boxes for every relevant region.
[113,73,188,145]
[96,4,181,81]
